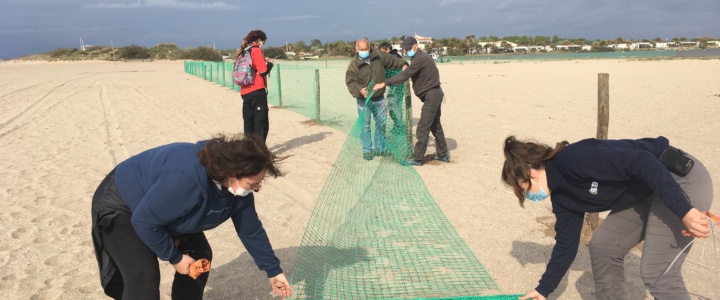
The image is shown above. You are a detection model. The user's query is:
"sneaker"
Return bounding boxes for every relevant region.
[407,159,423,166]
[432,153,450,163]
[363,152,374,161]
[375,149,391,157]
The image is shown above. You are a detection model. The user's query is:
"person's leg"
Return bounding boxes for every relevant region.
[172,232,213,300]
[102,214,161,300]
[241,93,254,135]
[387,89,403,133]
[251,90,270,142]
[589,200,649,300]
[426,89,448,157]
[641,154,713,299]
[356,98,372,155]
[413,91,442,161]
[371,97,388,152]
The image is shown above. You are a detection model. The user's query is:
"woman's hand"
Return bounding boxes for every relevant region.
[172,254,196,275]
[269,273,293,298]
[518,289,545,300]
[682,208,710,238]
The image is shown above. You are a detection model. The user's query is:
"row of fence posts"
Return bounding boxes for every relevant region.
[185,61,414,151]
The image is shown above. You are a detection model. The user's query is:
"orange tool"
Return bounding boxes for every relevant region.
[188,258,211,279]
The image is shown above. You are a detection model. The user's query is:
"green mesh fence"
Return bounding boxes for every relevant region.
[184,62,520,299]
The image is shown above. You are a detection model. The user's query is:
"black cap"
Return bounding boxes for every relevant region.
[401,36,417,50]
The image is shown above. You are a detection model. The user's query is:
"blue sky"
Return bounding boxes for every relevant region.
[2,0,719,59]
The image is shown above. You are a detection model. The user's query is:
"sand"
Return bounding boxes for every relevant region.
[0,58,719,299]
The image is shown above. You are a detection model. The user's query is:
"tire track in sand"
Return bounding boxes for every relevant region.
[0,75,90,143]
[97,82,129,166]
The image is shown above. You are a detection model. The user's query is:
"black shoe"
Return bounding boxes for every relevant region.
[432,153,450,163]
[406,159,423,166]
[375,149,391,157]
[363,152,374,160]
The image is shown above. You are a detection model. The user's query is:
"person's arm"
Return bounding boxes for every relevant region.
[380,50,409,70]
[384,56,422,87]
[130,171,201,265]
[534,207,584,298]
[345,61,364,98]
[231,195,283,278]
[251,47,269,76]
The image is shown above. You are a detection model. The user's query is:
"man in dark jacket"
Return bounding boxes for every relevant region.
[346,38,408,160]
[372,36,449,166]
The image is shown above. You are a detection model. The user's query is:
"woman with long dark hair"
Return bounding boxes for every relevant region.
[91,133,292,299]
[237,29,273,142]
[501,135,713,300]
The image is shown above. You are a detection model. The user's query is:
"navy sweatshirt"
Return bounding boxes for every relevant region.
[537,136,692,297]
[113,141,282,277]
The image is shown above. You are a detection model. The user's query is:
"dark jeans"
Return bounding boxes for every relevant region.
[414,88,448,161]
[241,89,269,142]
[93,173,213,300]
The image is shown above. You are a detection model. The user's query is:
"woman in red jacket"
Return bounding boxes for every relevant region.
[237,30,273,142]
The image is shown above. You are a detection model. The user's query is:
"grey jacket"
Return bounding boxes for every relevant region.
[385,49,441,98]
[346,48,408,99]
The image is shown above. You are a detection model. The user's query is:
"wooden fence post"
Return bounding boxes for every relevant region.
[582,73,609,244]
[404,81,413,155]
[314,69,321,121]
[276,64,283,107]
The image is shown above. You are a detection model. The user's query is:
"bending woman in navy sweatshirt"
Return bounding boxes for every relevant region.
[501,136,713,300]
[91,133,292,299]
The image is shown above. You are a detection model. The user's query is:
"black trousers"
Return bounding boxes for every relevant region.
[93,172,213,300]
[241,89,269,142]
[414,87,448,161]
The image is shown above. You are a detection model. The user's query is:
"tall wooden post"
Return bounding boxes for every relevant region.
[403,81,413,155]
[314,69,321,121]
[582,73,609,244]
[276,64,283,107]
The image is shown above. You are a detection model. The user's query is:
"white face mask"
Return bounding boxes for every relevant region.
[228,178,253,197]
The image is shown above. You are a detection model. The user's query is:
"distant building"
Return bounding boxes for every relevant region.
[414,34,433,51]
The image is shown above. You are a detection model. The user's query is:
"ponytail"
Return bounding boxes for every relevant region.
[236,29,267,59]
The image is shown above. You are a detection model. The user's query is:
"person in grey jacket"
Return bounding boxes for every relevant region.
[373,36,449,166]
[346,38,408,160]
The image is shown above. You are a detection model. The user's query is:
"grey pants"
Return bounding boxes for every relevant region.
[413,88,448,161]
[589,154,714,300]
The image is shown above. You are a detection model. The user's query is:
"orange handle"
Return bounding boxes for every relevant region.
[188,258,211,279]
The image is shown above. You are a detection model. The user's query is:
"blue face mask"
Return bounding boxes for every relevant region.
[406,50,416,58]
[525,187,549,202]
[358,51,370,59]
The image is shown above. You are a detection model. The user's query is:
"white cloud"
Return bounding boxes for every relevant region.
[84,0,241,10]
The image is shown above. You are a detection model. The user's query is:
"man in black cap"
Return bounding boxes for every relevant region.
[372,36,449,166]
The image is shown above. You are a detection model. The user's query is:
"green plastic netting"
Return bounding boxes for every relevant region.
[183,63,519,299]
[287,70,518,299]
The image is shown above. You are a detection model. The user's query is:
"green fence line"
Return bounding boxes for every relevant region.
[436,49,675,63]
[184,60,368,133]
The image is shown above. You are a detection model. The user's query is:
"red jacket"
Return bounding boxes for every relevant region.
[240,45,269,95]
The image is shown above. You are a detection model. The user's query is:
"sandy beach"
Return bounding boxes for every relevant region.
[1,58,719,299]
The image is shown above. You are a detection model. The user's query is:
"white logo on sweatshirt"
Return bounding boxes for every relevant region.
[589,182,599,195]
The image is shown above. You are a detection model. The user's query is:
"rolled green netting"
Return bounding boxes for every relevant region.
[288,73,519,299]
[183,63,519,298]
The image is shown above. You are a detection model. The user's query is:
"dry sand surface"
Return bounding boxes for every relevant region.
[1,58,719,299]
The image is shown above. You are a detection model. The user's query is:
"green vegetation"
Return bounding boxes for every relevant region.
[20,43,291,62]
[16,34,720,61]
